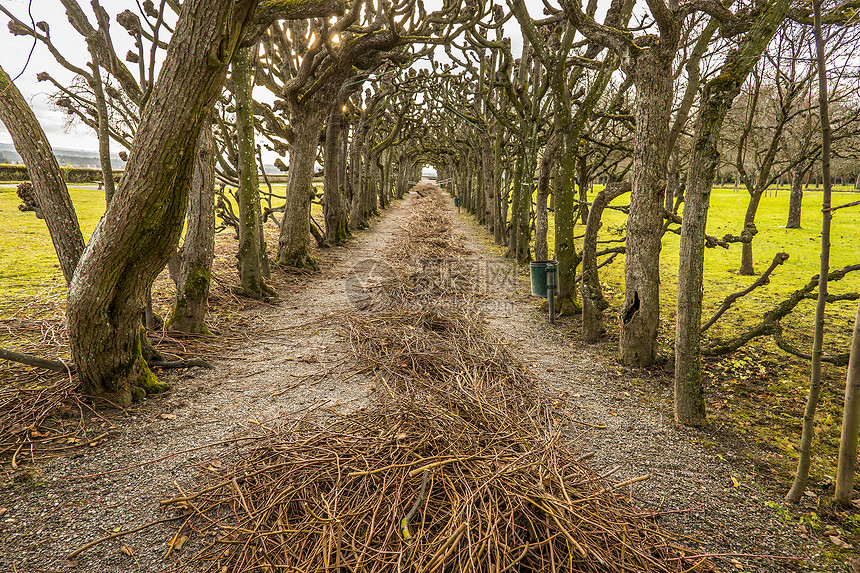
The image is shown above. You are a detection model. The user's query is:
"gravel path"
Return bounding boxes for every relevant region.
[0,188,826,572]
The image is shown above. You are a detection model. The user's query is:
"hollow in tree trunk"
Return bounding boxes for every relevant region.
[619,51,673,367]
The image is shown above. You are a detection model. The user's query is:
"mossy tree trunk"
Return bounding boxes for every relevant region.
[234,45,275,298]
[618,49,674,367]
[324,100,349,245]
[582,182,630,343]
[277,106,325,268]
[67,0,259,406]
[506,152,523,259]
[835,299,860,505]
[2,0,343,406]
[167,113,216,333]
[554,128,581,314]
[672,47,778,424]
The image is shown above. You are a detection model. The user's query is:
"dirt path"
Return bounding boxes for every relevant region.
[447,196,813,571]
[0,198,415,572]
[1,187,816,572]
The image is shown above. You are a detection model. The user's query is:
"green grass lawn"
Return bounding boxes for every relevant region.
[0,184,104,298]
[0,182,325,303]
[546,185,860,346]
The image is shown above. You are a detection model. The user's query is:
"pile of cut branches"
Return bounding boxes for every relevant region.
[165,386,708,572]
[164,187,710,572]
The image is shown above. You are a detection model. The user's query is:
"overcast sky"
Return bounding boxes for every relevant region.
[0,0,554,157]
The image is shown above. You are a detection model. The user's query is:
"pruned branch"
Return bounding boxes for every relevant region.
[700,252,790,333]
[704,263,860,356]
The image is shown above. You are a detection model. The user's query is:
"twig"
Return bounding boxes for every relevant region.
[67,516,186,560]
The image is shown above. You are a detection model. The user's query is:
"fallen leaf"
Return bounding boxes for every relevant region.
[120,545,133,556]
[160,413,177,420]
[174,535,188,551]
[0,508,7,517]
[830,535,852,549]
[730,475,740,487]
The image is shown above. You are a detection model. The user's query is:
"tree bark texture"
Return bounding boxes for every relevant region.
[675,0,792,426]
[324,102,349,245]
[619,51,673,367]
[277,106,324,268]
[582,182,630,343]
[234,46,275,298]
[67,0,259,406]
[0,65,85,284]
[835,298,860,505]
[167,113,216,333]
[554,129,581,312]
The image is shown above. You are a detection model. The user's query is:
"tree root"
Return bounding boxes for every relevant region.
[0,348,214,373]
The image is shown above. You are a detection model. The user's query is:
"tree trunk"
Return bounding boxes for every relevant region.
[534,132,559,262]
[739,191,762,275]
[87,46,116,206]
[167,113,216,333]
[234,46,275,298]
[582,182,629,342]
[787,0,833,502]
[277,106,324,268]
[554,128,581,314]
[324,102,349,245]
[666,146,680,212]
[619,51,673,367]
[675,0,791,425]
[786,161,804,228]
[67,0,259,406]
[506,153,523,259]
[481,134,498,241]
[577,154,590,225]
[0,65,85,284]
[835,298,860,505]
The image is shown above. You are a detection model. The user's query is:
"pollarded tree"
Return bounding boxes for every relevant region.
[675,0,795,427]
[0,0,345,406]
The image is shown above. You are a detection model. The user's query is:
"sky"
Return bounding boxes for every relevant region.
[0,0,554,160]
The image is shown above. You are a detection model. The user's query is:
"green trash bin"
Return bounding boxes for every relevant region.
[530,260,558,298]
